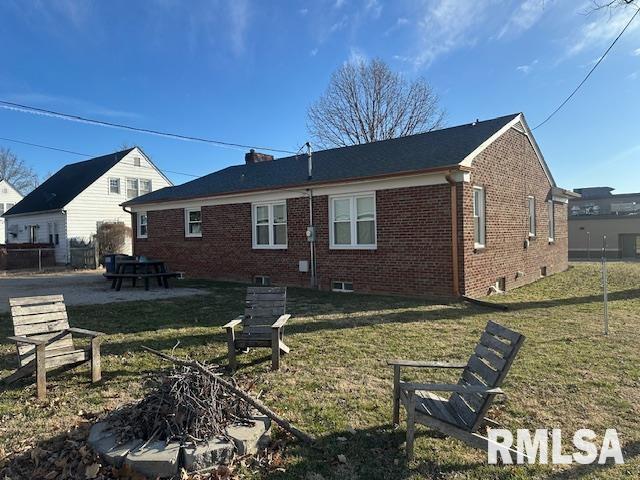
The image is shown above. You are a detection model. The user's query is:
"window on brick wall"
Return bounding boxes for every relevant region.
[527,196,536,237]
[548,200,555,242]
[137,212,148,239]
[185,208,202,237]
[473,186,486,248]
[329,193,376,249]
[252,202,287,248]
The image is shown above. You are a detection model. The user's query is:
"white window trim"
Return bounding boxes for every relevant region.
[548,200,555,242]
[137,212,148,239]
[329,192,377,250]
[109,177,121,195]
[252,201,288,249]
[185,207,202,238]
[332,280,354,292]
[473,186,486,249]
[527,196,536,238]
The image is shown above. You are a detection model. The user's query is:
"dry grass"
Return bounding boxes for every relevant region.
[1,262,639,479]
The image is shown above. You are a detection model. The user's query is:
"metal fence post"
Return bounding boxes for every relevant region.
[38,248,42,272]
[602,235,608,336]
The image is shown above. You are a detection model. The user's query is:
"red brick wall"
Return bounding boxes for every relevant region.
[133,125,567,298]
[459,125,568,297]
[134,184,455,296]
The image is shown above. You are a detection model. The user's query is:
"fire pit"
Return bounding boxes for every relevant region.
[88,365,271,478]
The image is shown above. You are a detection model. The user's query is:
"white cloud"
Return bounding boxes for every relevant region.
[498,0,549,39]
[628,71,639,80]
[565,7,640,58]
[385,16,409,36]
[365,0,382,18]
[404,0,493,68]
[633,47,640,56]
[6,92,141,119]
[299,8,309,16]
[228,0,250,56]
[310,48,319,56]
[334,0,346,8]
[516,59,539,74]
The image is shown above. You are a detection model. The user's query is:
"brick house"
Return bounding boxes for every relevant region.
[124,113,575,298]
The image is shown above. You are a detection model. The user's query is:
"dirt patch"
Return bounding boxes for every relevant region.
[0,270,207,312]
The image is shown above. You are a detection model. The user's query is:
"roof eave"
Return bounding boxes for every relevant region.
[121,163,469,208]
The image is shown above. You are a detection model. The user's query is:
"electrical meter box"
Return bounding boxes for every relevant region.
[306,226,316,242]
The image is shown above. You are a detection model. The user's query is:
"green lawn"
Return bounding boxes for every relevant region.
[1,263,639,479]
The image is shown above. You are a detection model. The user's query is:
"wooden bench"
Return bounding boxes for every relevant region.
[103,271,179,291]
[223,287,291,371]
[3,295,104,399]
[388,320,525,459]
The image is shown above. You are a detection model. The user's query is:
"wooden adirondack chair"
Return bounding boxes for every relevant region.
[4,295,104,399]
[388,320,524,459]
[223,287,291,371]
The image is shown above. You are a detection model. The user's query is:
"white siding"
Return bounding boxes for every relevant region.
[0,180,24,244]
[65,148,172,256]
[4,211,68,263]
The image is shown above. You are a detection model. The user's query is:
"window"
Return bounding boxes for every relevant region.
[254,275,271,286]
[252,202,287,248]
[329,193,376,249]
[137,212,148,238]
[548,200,555,242]
[0,204,4,215]
[109,178,121,194]
[332,281,354,292]
[126,178,152,199]
[126,178,139,199]
[185,208,202,237]
[473,186,486,248]
[139,179,152,196]
[527,196,536,237]
[133,156,141,167]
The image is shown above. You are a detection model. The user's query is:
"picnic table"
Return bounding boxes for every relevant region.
[103,259,179,291]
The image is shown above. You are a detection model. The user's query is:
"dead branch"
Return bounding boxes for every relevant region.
[141,346,315,444]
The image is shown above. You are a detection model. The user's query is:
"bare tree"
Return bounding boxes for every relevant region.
[307,58,445,149]
[0,148,39,194]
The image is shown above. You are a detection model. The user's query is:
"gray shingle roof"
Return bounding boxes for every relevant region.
[3,148,135,216]
[123,114,520,206]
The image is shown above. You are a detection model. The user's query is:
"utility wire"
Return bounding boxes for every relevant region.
[0,135,201,178]
[0,99,297,154]
[532,7,640,130]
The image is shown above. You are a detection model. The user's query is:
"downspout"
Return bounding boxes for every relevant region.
[305,143,318,289]
[445,173,460,297]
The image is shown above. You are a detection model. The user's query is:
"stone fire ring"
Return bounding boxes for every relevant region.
[88,415,271,478]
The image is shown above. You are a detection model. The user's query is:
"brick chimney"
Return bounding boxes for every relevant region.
[245,149,274,164]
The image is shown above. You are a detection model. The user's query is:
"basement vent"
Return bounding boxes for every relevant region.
[254,275,271,286]
[332,281,354,293]
[540,266,548,277]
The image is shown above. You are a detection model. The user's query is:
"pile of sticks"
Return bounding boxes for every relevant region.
[107,364,251,444]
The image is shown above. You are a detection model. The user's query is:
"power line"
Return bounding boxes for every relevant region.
[0,99,297,154]
[0,135,201,178]
[532,7,640,130]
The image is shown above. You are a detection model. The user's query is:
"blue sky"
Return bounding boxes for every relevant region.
[0,0,638,192]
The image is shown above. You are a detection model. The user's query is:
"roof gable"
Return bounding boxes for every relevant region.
[125,113,521,206]
[0,179,23,199]
[3,148,135,216]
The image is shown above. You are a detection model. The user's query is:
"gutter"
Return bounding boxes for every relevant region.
[445,172,460,297]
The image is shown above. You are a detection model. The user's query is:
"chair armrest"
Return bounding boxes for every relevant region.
[7,335,46,346]
[67,327,104,337]
[223,316,244,329]
[400,381,504,395]
[387,359,467,369]
[272,314,291,329]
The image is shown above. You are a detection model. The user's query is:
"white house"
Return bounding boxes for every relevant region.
[2,147,172,263]
[0,179,24,243]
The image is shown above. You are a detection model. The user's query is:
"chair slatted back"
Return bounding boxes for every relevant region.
[10,295,74,366]
[449,321,524,432]
[243,287,286,336]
